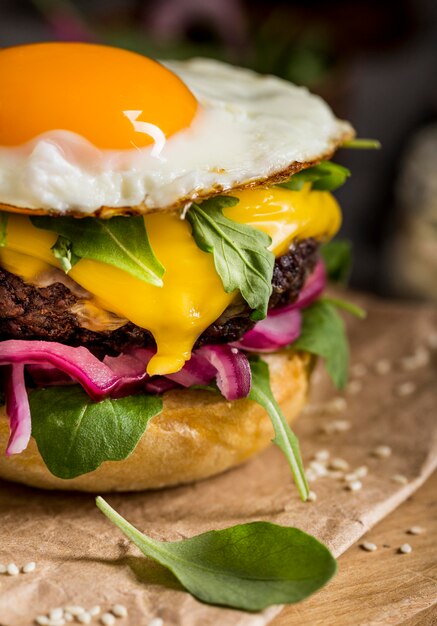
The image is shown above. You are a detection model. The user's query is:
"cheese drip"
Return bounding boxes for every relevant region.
[0,185,341,375]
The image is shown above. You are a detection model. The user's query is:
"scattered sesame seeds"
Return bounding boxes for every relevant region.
[64,614,73,624]
[330,457,350,471]
[371,445,392,459]
[407,526,425,535]
[306,491,317,502]
[351,363,367,377]
[49,609,64,621]
[309,460,328,477]
[344,472,359,482]
[322,419,351,435]
[326,470,345,480]
[77,613,92,624]
[326,397,347,414]
[399,543,412,554]
[100,614,116,626]
[347,379,362,395]
[6,563,20,576]
[375,358,391,375]
[391,474,408,485]
[35,618,50,626]
[111,605,128,618]
[47,620,65,626]
[305,468,318,482]
[64,607,85,617]
[396,381,416,397]
[22,561,36,573]
[346,480,362,492]
[148,619,164,626]
[0,563,6,574]
[361,541,377,552]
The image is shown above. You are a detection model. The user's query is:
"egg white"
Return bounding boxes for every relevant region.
[0,58,353,214]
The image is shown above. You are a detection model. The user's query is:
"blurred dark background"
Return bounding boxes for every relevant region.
[1,0,437,300]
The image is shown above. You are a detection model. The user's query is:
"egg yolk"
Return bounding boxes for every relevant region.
[0,43,198,150]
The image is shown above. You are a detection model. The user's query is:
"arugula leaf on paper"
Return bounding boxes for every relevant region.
[51,235,80,273]
[292,300,348,389]
[96,497,337,611]
[249,357,309,501]
[187,196,274,320]
[0,213,8,246]
[30,386,162,479]
[320,240,353,285]
[31,215,165,286]
[279,161,351,192]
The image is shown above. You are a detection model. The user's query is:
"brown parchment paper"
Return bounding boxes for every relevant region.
[0,294,436,626]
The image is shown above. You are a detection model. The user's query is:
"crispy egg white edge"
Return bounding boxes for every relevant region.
[0,57,354,215]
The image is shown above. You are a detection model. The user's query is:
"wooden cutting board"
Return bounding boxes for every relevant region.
[273,471,437,626]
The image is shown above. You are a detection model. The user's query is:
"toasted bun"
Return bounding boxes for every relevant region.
[0,352,311,492]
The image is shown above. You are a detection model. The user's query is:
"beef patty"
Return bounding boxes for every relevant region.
[0,239,318,356]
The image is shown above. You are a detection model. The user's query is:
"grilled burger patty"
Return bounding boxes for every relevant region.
[0,239,318,356]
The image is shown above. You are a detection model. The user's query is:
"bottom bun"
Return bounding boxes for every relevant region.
[0,352,311,492]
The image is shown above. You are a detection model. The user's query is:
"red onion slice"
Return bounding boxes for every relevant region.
[4,364,32,456]
[233,308,302,353]
[166,351,216,387]
[197,344,252,400]
[0,340,119,400]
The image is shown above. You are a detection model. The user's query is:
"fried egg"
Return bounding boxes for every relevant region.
[0,43,353,215]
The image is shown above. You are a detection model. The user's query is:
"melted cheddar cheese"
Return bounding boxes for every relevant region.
[0,185,341,375]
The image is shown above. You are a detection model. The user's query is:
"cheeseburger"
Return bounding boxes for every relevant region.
[0,43,355,494]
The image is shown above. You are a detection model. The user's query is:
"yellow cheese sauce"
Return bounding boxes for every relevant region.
[0,185,341,375]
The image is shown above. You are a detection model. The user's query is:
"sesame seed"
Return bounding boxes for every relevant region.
[35,618,50,626]
[0,563,6,574]
[76,614,91,624]
[314,449,330,462]
[391,474,408,485]
[347,379,362,395]
[22,561,36,573]
[330,457,350,471]
[306,491,317,502]
[326,397,347,413]
[49,609,64,621]
[354,465,368,478]
[407,526,424,535]
[148,619,164,626]
[372,445,392,459]
[375,359,391,375]
[361,541,377,552]
[396,381,416,397]
[346,480,362,491]
[47,620,65,626]
[231,347,239,355]
[64,607,85,617]
[63,614,73,623]
[344,472,359,482]
[305,469,318,482]
[399,543,412,554]
[89,606,101,617]
[309,460,327,476]
[100,614,116,626]
[6,563,20,576]
[111,605,128,618]
[322,420,351,435]
[351,363,367,377]
[401,347,430,370]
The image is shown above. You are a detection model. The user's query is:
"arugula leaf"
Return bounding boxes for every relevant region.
[249,358,309,500]
[0,213,8,246]
[342,138,381,149]
[320,240,352,285]
[30,386,162,479]
[51,235,80,273]
[322,296,366,319]
[31,215,165,286]
[96,497,337,611]
[292,300,349,389]
[279,161,351,192]
[187,196,274,320]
